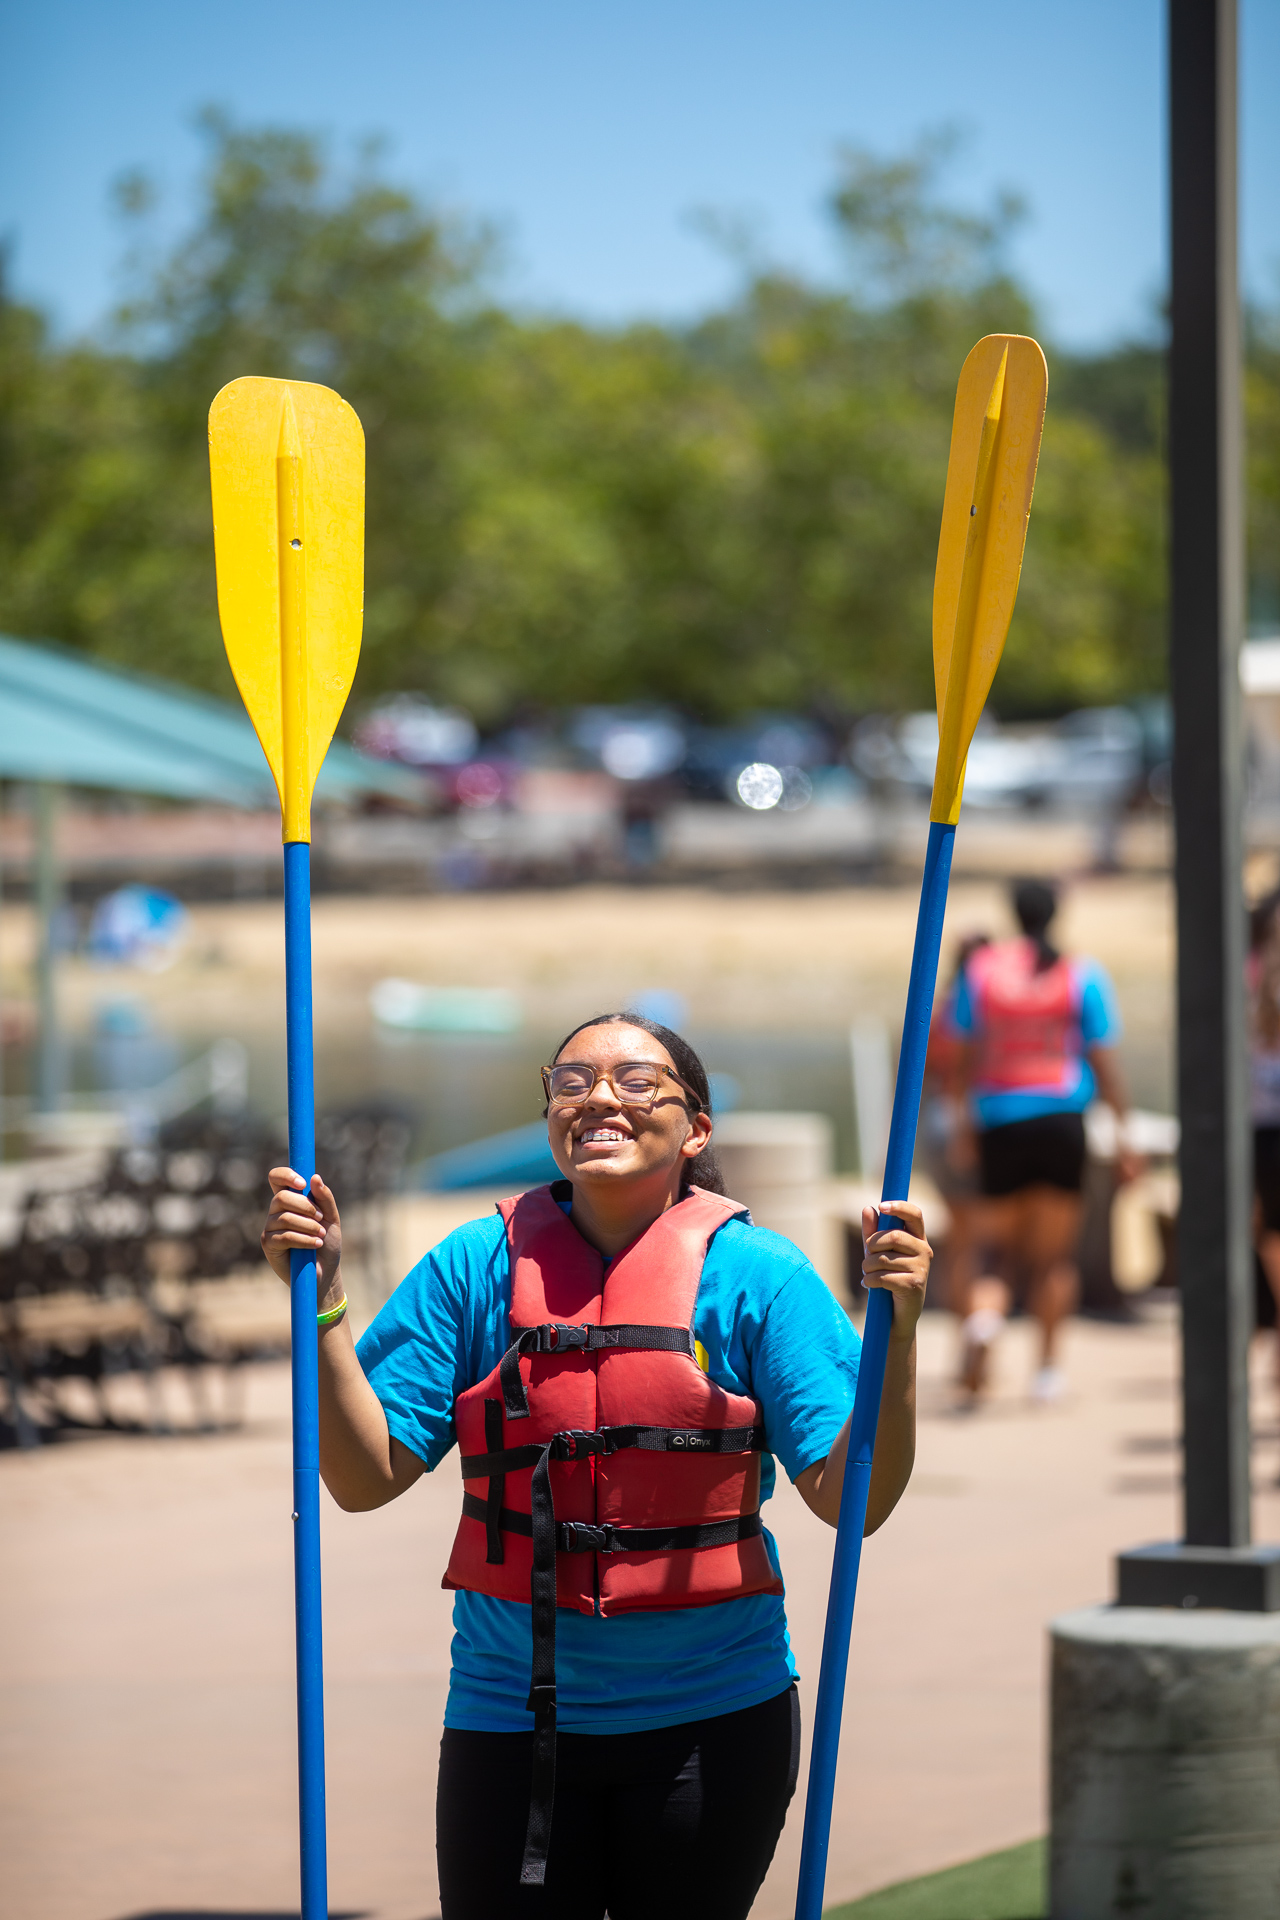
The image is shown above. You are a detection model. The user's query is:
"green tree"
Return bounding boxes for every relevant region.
[3,114,1273,723]
[0,282,206,679]
[1248,302,1280,632]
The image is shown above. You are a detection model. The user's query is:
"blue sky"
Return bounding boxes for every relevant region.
[1,0,1276,349]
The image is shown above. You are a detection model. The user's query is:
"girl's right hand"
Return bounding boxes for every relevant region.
[262,1166,343,1296]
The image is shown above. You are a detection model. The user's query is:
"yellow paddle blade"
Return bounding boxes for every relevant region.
[208,376,365,842]
[930,333,1047,825]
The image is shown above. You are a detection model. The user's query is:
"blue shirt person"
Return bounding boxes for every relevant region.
[358,1205,861,1733]
[260,1011,932,1911]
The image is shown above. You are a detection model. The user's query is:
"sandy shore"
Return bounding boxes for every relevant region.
[4,872,1176,1118]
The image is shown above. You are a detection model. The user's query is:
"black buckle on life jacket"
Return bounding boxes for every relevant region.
[526,1680,557,1718]
[558,1520,620,1553]
[530,1322,590,1353]
[551,1428,607,1461]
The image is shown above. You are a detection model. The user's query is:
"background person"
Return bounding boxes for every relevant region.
[946,878,1136,1404]
[262,1011,932,1920]
[921,932,991,1196]
[1248,889,1280,1362]
[920,932,990,1311]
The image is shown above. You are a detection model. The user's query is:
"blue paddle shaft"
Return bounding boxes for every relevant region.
[284,841,328,1920]
[794,819,956,1920]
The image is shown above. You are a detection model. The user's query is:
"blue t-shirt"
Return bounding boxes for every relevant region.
[357,1205,861,1734]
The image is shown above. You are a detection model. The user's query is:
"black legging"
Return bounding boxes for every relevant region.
[436,1684,801,1919]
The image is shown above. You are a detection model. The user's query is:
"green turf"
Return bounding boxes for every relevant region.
[823,1839,1046,1920]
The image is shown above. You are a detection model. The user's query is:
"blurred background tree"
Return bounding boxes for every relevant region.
[1,114,1275,724]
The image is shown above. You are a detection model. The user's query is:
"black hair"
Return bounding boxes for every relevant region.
[548,1011,726,1197]
[1012,878,1059,974]
[951,931,991,984]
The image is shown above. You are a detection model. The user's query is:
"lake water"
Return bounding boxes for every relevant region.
[5,1003,1172,1181]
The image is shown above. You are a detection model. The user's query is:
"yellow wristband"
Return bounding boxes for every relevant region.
[317,1294,348,1329]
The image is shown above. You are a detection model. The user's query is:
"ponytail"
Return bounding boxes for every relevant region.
[1011,878,1060,976]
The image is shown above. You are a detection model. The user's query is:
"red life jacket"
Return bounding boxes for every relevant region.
[444,1180,780,1883]
[966,937,1080,1094]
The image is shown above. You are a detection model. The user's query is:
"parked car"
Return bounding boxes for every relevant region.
[852,711,1043,807]
[682,713,836,805]
[356,695,478,768]
[356,696,523,811]
[569,707,687,782]
[1044,707,1144,811]
[851,705,1148,812]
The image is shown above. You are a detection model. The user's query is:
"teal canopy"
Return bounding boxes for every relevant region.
[416,1121,559,1191]
[0,633,420,805]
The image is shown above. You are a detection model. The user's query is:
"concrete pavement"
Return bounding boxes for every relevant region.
[5,1300,1279,1920]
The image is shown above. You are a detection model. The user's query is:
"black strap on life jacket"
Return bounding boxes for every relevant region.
[522,1442,559,1884]
[482,1399,506,1566]
[458,1393,767,1886]
[460,1421,765,1479]
[462,1490,764,1557]
[499,1322,697,1419]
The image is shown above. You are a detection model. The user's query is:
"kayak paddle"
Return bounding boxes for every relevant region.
[794,333,1047,1920]
[209,376,365,1920]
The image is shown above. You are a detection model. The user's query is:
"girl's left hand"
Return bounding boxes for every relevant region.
[861,1201,932,1342]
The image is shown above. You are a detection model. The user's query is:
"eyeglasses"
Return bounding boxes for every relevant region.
[541,1061,695,1108]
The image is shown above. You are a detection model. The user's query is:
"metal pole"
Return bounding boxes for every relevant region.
[34,782,63,1115]
[1114,0,1280,1615]
[1169,0,1251,1551]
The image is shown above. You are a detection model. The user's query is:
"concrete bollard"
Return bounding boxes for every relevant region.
[712,1111,841,1292]
[1050,1605,1280,1917]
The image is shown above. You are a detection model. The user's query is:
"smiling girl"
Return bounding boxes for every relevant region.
[262,1011,930,1920]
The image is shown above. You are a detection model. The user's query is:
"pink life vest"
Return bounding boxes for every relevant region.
[444,1181,781,1883]
[966,937,1080,1094]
